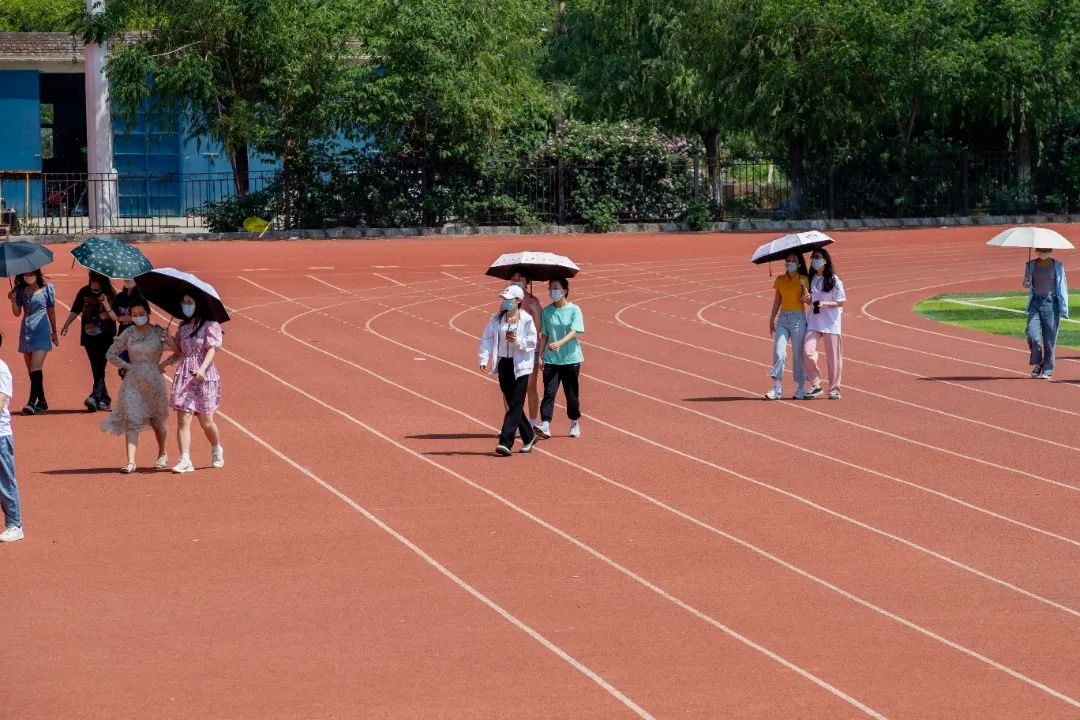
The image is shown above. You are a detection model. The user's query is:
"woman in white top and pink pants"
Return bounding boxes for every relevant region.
[803,248,846,400]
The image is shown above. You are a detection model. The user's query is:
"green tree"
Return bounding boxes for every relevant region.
[0,0,81,32]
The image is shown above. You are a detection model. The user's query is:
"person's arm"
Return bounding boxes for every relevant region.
[1059,262,1069,319]
[551,305,585,350]
[60,289,83,337]
[1022,260,1032,289]
[517,315,537,354]
[769,289,781,335]
[9,289,20,318]
[818,277,846,309]
[106,331,131,370]
[160,331,183,372]
[193,323,222,380]
[478,317,495,372]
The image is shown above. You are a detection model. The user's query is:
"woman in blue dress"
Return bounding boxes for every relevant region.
[8,269,58,415]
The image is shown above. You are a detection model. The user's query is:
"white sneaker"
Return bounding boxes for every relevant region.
[0,525,24,542]
[536,421,551,439]
[828,390,842,400]
[172,457,195,473]
[569,420,581,438]
[212,446,224,468]
[764,387,783,401]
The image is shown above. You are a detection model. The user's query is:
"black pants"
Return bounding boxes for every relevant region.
[84,337,112,403]
[497,358,534,448]
[541,363,581,422]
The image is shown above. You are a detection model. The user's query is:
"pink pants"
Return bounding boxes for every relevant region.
[804,331,842,393]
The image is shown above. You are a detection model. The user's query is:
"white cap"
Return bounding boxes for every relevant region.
[500,285,524,301]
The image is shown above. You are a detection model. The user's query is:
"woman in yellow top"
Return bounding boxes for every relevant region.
[766,253,810,400]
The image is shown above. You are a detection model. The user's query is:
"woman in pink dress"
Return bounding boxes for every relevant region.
[161,293,223,473]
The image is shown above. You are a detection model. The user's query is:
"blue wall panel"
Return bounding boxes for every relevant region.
[0,70,42,172]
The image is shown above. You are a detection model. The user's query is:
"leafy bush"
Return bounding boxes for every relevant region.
[682,197,714,230]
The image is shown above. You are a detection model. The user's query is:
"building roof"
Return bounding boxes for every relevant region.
[0,32,84,63]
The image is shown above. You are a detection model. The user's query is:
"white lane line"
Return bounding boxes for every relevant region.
[234,280,889,718]
[373,273,406,287]
[442,272,464,280]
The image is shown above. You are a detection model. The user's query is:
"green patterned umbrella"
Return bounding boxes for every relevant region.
[71,236,152,279]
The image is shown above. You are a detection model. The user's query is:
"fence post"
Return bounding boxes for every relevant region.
[556,159,566,226]
[961,149,970,216]
[693,156,701,196]
[828,163,837,219]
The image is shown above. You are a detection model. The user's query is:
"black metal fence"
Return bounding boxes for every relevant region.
[0,151,1074,235]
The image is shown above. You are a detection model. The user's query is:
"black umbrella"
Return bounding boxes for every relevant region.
[135,268,230,323]
[0,242,54,277]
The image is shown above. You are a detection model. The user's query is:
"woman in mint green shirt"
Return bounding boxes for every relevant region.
[537,278,584,439]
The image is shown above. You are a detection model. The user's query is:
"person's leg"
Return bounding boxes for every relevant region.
[790,314,807,389]
[770,321,791,383]
[177,411,193,457]
[824,333,843,393]
[804,330,823,390]
[197,412,221,447]
[511,374,535,445]
[0,436,21,530]
[1041,298,1059,375]
[92,342,110,404]
[29,351,46,407]
[22,353,36,406]
[152,419,168,457]
[526,363,540,426]
[126,431,138,467]
[561,364,581,421]
[540,364,560,423]
[1027,300,1045,368]
[497,360,519,448]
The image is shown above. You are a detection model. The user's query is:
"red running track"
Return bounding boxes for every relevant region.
[4,228,1080,719]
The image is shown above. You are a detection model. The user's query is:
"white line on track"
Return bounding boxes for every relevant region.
[372,272,406,286]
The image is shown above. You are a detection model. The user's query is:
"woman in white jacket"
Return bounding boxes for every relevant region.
[478,285,539,456]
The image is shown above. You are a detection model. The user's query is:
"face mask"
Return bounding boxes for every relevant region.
[1038,252,1051,260]
[513,281,526,289]
[90,286,102,294]
[181,304,196,318]
[22,274,36,284]
[133,315,149,326]
[811,258,825,270]
[500,299,514,311]
[786,262,798,273]
[550,289,565,301]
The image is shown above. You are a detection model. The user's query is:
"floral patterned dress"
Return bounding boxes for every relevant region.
[103,326,170,437]
[170,321,223,415]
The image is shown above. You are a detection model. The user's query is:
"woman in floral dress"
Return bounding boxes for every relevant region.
[162,293,224,473]
[103,300,176,473]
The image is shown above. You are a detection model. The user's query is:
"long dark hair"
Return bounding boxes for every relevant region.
[811,248,837,293]
[88,271,116,301]
[14,270,46,295]
[180,294,210,336]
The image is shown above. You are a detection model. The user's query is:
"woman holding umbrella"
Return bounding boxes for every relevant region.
[9,269,58,414]
[766,253,810,400]
[103,298,177,472]
[60,271,119,412]
[158,294,224,473]
[1023,247,1069,379]
[509,268,544,431]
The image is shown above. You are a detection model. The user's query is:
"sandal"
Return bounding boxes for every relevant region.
[154,455,169,470]
[121,463,136,474]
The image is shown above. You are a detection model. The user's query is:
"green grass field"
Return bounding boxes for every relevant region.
[915,291,1080,350]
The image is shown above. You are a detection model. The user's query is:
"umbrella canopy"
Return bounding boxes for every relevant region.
[986,227,1074,250]
[0,241,53,277]
[485,251,580,282]
[135,268,230,323]
[751,231,835,265]
[71,236,153,279]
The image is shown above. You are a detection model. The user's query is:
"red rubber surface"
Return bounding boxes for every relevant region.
[4,228,1080,718]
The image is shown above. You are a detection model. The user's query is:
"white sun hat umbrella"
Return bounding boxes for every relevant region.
[987,227,1074,260]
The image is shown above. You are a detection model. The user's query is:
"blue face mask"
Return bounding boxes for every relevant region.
[501,299,514,311]
[181,304,196,318]
[550,289,564,301]
[786,262,798,273]
[811,258,825,270]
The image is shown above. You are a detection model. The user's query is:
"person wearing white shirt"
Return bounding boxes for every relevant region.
[0,333,24,543]
[478,285,539,456]
[802,248,846,400]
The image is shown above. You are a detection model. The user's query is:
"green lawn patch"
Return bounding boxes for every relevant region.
[915,292,1080,349]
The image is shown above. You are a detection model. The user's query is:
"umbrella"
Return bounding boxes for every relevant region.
[751,231,835,265]
[71,236,153,279]
[986,227,1074,250]
[135,267,230,323]
[486,251,580,282]
[0,241,53,277]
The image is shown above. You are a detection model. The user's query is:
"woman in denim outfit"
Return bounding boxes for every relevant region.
[1023,248,1069,379]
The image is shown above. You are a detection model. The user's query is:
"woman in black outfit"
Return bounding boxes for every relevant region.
[60,272,119,411]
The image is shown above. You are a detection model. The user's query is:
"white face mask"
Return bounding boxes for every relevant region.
[22,274,37,285]
[133,315,149,326]
[1037,252,1052,260]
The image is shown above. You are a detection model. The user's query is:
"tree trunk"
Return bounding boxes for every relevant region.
[282,157,293,230]
[788,135,805,214]
[1017,127,1032,184]
[230,146,250,197]
[702,129,720,203]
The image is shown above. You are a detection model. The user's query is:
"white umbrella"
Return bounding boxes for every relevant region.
[986,227,1074,250]
[485,251,580,281]
[751,231,835,265]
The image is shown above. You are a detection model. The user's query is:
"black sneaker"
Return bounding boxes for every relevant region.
[84,396,98,412]
[1032,365,1043,378]
[97,400,112,412]
[33,401,48,414]
[806,386,824,398]
[21,403,36,416]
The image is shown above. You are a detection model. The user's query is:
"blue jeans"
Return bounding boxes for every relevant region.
[772,310,807,386]
[0,435,20,528]
[1027,294,1060,374]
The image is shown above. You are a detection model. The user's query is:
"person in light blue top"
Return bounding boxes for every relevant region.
[1022,248,1069,379]
[8,269,58,415]
[537,278,585,439]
